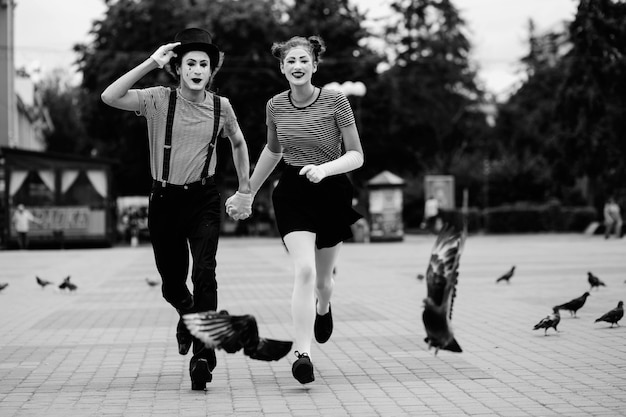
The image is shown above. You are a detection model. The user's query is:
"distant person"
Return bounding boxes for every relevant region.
[101,28,252,390]
[12,204,42,249]
[422,195,440,233]
[603,197,623,239]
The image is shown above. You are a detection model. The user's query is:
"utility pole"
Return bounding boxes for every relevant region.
[1,0,17,148]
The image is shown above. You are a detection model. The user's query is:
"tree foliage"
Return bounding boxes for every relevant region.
[370,0,490,183]
[491,22,568,205]
[494,0,626,207]
[553,0,626,201]
[38,69,91,155]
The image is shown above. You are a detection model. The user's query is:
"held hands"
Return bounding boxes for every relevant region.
[150,42,181,68]
[225,192,253,221]
[299,165,327,183]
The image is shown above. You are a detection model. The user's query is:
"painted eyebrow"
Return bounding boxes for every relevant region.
[184,58,210,63]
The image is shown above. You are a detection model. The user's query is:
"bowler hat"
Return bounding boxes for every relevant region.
[173,28,220,69]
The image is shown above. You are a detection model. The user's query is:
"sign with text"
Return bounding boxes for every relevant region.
[10,206,105,237]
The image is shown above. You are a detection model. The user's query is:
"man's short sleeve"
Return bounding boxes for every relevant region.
[221,97,242,137]
[135,86,168,119]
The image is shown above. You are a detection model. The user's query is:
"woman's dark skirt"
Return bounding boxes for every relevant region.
[272,165,363,249]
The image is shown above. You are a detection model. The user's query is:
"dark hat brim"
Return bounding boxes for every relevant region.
[173,42,220,68]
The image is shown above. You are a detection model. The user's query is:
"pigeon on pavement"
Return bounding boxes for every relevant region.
[533,307,561,335]
[594,301,624,327]
[496,266,515,284]
[416,273,424,281]
[183,310,292,361]
[36,276,53,289]
[587,272,606,290]
[58,276,77,292]
[555,292,590,317]
[422,225,466,354]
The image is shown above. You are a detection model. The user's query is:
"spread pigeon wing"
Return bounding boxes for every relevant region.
[422,225,466,354]
[183,311,241,348]
[425,226,466,318]
[183,311,292,361]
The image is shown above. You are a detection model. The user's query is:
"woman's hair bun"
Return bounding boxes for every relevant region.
[308,36,326,60]
[271,35,326,63]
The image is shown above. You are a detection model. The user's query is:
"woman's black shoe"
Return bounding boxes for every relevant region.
[190,358,212,391]
[177,317,192,355]
[314,303,333,343]
[292,351,314,384]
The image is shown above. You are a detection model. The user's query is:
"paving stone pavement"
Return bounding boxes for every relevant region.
[0,234,625,417]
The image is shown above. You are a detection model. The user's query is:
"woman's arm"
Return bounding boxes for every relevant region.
[224,125,282,219]
[101,42,180,111]
[299,123,364,183]
[249,126,283,195]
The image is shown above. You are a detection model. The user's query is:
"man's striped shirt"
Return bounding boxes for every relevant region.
[136,86,239,185]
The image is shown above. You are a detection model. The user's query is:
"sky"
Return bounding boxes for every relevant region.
[13,0,578,98]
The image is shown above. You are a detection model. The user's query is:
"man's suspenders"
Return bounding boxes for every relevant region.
[161,88,222,185]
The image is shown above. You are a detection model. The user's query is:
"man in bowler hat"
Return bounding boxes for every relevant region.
[102,28,253,390]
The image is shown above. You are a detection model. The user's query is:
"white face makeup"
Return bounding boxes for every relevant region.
[280,47,317,86]
[178,51,211,92]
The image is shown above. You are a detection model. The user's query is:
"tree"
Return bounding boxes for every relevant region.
[38,69,90,155]
[552,0,626,204]
[491,20,568,205]
[376,0,489,179]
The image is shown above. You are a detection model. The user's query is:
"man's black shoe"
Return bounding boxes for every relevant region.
[177,317,192,355]
[190,358,212,391]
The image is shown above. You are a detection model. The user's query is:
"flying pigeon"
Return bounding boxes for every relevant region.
[594,301,624,327]
[0,283,8,292]
[145,278,159,287]
[496,266,515,284]
[587,272,606,290]
[422,225,466,354]
[533,307,561,335]
[555,292,590,317]
[183,310,292,361]
[36,276,53,289]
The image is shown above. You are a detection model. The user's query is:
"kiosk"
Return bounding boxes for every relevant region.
[1,147,116,248]
[367,170,405,242]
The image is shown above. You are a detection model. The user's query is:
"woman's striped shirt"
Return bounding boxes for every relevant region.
[266,88,355,166]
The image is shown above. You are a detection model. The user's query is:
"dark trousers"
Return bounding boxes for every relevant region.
[148,179,221,368]
[16,232,28,249]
